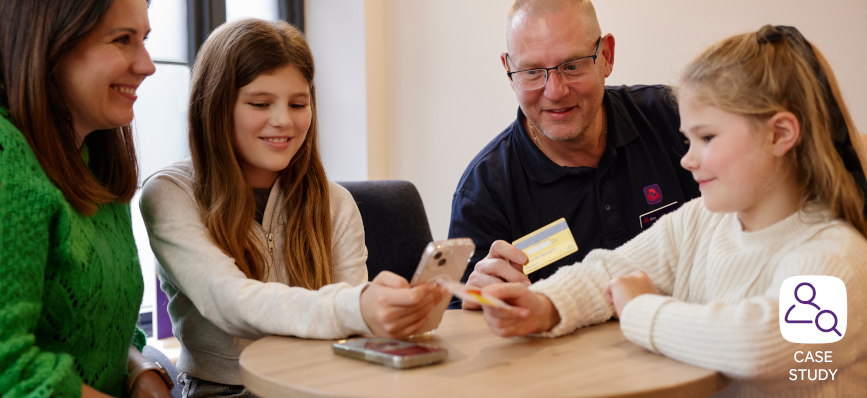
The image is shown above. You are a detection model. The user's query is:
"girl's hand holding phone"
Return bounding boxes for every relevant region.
[360,271,448,339]
[603,270,658,318]
[480,283,560,337]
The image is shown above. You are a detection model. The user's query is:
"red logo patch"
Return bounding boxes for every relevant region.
[643,184,663,205]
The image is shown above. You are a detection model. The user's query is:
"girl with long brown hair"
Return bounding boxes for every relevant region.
[478,25,867,396]
[140,19,445,396]
[0,0,174,396]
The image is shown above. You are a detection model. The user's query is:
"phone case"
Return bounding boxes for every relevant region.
[409,238,475,335]
[332,338,448,369]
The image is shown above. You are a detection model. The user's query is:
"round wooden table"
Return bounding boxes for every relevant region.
[240,310,729,398]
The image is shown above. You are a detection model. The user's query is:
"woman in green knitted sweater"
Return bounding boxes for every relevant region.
[0,0,170,397]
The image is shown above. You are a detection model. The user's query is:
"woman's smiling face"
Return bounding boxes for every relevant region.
[233,65,312,188]
[58,0,155,142]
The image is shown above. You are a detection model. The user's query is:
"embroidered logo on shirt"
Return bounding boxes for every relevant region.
[643,184,663,205]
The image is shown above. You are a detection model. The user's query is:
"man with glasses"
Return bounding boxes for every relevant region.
[449,0,700,309]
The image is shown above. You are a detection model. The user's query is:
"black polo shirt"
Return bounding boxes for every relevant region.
[448,85,700,288]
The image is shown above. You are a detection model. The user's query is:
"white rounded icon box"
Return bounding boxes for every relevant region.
[779,275,847,344]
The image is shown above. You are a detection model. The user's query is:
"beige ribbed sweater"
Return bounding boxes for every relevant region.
[530,198,867,397]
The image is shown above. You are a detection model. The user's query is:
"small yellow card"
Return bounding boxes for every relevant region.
[512,218,578,275]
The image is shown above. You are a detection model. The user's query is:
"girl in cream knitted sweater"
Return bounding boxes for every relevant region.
[479,26,867,397]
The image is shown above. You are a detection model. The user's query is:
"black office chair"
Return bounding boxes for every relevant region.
[336,180,433,283]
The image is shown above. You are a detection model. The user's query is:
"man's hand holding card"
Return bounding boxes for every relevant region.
[463,241,531,309]
[463,219,578,310]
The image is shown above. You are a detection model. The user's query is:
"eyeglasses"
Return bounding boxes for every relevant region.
[505,36,602,91]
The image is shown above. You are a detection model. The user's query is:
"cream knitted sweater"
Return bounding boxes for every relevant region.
[530,198,867,397]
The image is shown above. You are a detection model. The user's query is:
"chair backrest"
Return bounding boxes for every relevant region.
[336,180,433,283]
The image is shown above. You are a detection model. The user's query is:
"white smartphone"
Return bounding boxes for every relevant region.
[332,337,447,369]
[408,238,475,334]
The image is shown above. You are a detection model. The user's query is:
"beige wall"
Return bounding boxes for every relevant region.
[307,0,369,181]
[366,0,390,180]
[365,0,867,241]
[371,0,516,240]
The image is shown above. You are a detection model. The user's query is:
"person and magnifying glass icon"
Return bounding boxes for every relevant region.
[784,282,842,337]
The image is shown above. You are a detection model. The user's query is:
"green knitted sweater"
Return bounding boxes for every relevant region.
[0,107,146,398]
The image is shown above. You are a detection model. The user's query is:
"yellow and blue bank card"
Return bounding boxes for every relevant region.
[512,218,578,275]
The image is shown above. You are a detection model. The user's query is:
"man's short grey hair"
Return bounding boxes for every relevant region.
[505,0,601,54]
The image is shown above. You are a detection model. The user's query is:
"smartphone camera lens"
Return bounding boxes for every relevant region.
[434,252,442,260]
[438,259,447,266]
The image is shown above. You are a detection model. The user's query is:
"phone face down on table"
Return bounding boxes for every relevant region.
[332,338,448,369]
[409,238,475,334]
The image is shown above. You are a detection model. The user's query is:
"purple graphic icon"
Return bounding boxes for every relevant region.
[784,282,842,336]
[643,184,663,205]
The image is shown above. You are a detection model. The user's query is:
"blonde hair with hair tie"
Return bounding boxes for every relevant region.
[677,25,867,237]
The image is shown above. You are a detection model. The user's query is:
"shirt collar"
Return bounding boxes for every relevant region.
[605,89,639,147]
[515,89,639,184]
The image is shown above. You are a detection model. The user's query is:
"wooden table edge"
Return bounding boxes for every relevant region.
[605,372,730,398]
[240,354,346,398]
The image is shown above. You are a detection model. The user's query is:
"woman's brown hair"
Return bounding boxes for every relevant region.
[677,25,867,237]
[0,0,139,214]
[189,19,333,289]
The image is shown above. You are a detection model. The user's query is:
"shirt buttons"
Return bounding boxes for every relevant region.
[605,204,611,211]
